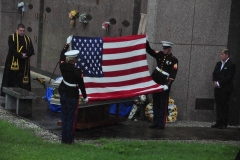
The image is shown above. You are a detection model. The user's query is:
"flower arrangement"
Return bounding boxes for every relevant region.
[18,2,25,16]
[128,95,147,120]
[102,22,110,30]
[69,10,79,27]
[79,13,88,24]
[79,13,92,29]
[145,97,178,122]
[102,21,111,35]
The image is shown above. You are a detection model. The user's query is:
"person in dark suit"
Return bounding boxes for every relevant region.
[211,48,236,129]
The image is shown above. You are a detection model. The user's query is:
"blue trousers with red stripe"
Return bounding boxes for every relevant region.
[60,94,78,144]
[152,90,169,128]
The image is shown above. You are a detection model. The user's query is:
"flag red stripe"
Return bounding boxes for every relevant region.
[103,44,146,54]
[85,76,153,88]
[103,35,146,43]
[88,85,163,101]
[102,54,147,66]
[103,66,149,77]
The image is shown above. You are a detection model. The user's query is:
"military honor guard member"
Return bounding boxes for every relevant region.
[211,49,236,129]
[146,40,178,130]
[59,36,88,144]
[1,24,34,96]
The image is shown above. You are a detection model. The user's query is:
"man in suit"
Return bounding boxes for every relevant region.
[211,49,236,129]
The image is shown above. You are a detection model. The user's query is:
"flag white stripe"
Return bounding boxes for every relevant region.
[102,48,146,60]
[84,70,151,83]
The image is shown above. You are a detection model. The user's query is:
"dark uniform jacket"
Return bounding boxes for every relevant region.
[213,59,236,93]
[146,41,178,89]
[1,33,34,96]
[58,44,87,99]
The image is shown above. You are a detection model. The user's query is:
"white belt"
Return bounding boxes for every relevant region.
[156,67,169,76]
[63,79,78,87]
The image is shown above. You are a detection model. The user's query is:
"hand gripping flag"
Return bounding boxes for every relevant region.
[72,34,163,101]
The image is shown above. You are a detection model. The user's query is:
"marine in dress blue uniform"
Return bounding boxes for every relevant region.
[59,36,88,144]
[146,40,178,130]
[211,49,236,129]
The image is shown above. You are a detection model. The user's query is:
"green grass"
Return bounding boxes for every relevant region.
[0,119,239,160]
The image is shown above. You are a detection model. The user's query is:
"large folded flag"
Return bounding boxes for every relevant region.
[72,34,163,101]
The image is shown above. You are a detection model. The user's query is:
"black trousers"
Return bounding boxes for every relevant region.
[214,88,231,126]
[152,90,170,128]
[60,94,79,144]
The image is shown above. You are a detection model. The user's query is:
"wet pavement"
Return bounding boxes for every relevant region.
[0,66,240,142]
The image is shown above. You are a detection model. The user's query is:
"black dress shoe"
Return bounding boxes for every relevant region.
[218,125,227,129]
[149,125,158,129]
[211,123,221,128]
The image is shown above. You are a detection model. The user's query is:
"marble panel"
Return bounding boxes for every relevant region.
[186,45,225,121]
[154,0,195,44]
[192,0,231,45]
[169,45,191,120]
[145,0,157,42]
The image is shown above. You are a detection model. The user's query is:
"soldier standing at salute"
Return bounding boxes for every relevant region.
[146,40,178,130]
[59,36,88,144]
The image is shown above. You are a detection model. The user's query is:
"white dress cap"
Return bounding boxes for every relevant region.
[64,50,79,57]
[161,41,174,48]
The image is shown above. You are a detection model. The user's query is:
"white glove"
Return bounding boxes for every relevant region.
[163,85,168,91]
[66,35,73,44]
[83,97,88,103]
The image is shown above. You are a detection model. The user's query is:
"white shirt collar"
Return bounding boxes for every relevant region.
[221,58,229,64]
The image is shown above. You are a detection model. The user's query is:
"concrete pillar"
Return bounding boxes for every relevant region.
[228,0,240,125]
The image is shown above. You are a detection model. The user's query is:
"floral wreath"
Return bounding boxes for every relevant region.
[145,97,178,123]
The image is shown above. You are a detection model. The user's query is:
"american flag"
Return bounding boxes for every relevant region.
[72,34,163,101]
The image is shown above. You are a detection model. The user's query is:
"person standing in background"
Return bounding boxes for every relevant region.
[211,49,236,129]
[1,23,34,96]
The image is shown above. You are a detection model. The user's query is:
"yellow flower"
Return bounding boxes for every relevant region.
[69,10,79,19]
